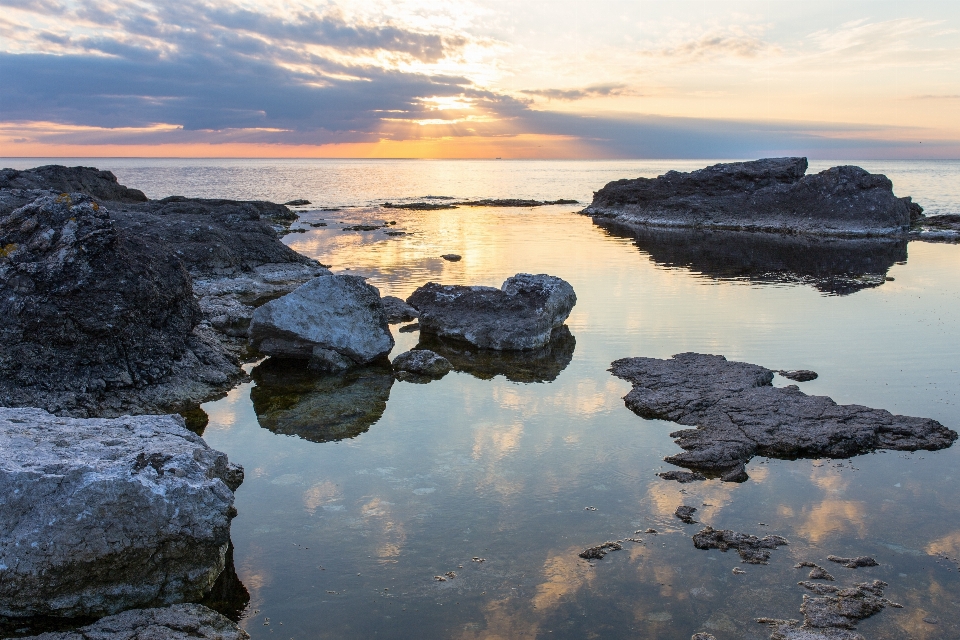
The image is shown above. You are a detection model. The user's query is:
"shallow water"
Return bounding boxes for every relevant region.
[5,159,960,638]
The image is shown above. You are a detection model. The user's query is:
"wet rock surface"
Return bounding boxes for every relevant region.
[249,275,394,372]
[910,213,960,242]
[408,273,576,350]
[692,526,789,564]
[657,470,706,483]
[758,579,901,639]
[675,505,699,524]
[16,604,249,640]
[796,562,836,581]
[0,408,242,618]
[383,198,578,210]
[0,192,240,417]
[578,542,623,560]
[596,223,909,296]
[414,325,575,383]
[779,370,818,382]
[827,555,879,569]
[250,358,394,443]
[381,295,419,323]
[584,157,920,236]
[392,349,452,378]
[610,353,957,479]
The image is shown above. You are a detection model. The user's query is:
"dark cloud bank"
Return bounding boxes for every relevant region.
[0,0,941,157]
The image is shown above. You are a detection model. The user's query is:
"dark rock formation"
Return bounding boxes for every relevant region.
[828,555,879,569]
[0,408,242,619]
[758,579,901,639]
[796,562,836,581]
[441,253,462,261]
[675,505,698,524]
[595,223,908,296]
[250,358,393,443]
[693,526,789,564]
[381,295,419,323]
[382,198,578,210]
[414,325,575,383]
[249,275,394,372]
[15,604,249,640]
[779,370,818,382]
[392,349,452,378]
[657,470,706,483]
[0,166,147,203]
[408,273,576,350]
[911,213,960,242]
[284,199,311,206]
[584,158,921,236]
[610,353,957,480]
[578,542,623,560]
[0,193,239,416]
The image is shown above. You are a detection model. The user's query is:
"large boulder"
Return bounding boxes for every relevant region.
[406,273,576,350]
[17,603,249,640]
[610,353,957,481]
[584,158,922,236]
[249,274,394,371]
[0,407,243,618]
[0,193,239,417]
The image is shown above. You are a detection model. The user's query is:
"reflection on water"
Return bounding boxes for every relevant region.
[198,542,250,622]
[250,358,394,443]
[166,160,960,640]
[598,221,909,295]
[415,325,576,383]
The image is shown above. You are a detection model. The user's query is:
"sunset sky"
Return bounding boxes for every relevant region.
[1,0,958,158]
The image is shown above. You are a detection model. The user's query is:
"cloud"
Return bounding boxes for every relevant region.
[520,83,632,101]
[645,33,776,60]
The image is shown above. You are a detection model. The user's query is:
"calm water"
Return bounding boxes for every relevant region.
[5,159,960,638]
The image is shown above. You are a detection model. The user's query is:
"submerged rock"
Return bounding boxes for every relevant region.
[392,349,452,378]
[657,470,706,483]
[779,370,818,382]
[0,408,242,618]
[595,223,908,296]
[758,579,901,639]
[250,358,393,443]
[692,526,789,564]
[249,275,394,371]
[796,562,836,581]
[584,158,920,236]
[578,541,623,560]
[16,603,249,640]
[610,353,957,480]
[827,555,879,569]
[675,505,699,524]
[415,325,576,383]
[381,295,419,323]
[408,273,576,350]
[441,253,462,261]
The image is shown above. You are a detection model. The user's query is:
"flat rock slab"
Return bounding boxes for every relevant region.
[610,353,956,480]
[249,274,394,371]
[0,408,242,618]
[693,526,788,564]
[18,603,248,639]
[408,273,576,350]
[584,157,921,236]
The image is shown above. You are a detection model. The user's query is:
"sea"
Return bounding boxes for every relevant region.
[4,158,960,639]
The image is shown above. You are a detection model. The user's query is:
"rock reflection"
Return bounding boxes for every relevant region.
[598,221,908,295]
[414,325,576,383]
[198,541,250,622]
[250,358,394,443]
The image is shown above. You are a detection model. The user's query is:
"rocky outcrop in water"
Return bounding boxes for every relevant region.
[758,579,901,639]
[17,604,249,640]
[414,325,576,383]
[392,349,452,378]
[578,542,623,560]
[0,193,239,417]
[408,273,576,350]
[0,165,327,416]
[0,408,242,619]
[693,526,789,564]
[381,295,419,323]
[250,358,394,443]
[249,275,394,371]
[596,222,908,295]
[584,158,922,236]
[611,353,957,480]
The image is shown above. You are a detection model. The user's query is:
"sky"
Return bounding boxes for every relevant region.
[1,0,958,159]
